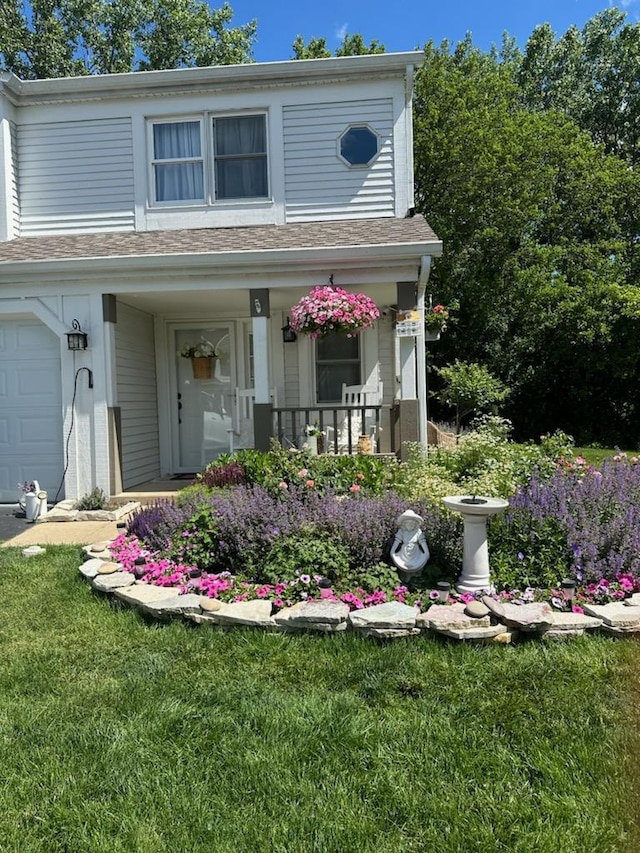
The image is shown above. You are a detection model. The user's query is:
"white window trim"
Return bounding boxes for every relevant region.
[147,111,270,209]
[337,122,380,169]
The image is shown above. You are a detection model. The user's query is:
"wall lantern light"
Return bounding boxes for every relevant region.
[66,319,88,351]
[282,317,297,343]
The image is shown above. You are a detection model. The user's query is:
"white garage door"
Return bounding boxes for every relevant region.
[0,319,63,503]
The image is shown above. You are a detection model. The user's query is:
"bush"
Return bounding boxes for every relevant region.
[488,456,640,588]
[258,529,352,585]
[73,487,107,511]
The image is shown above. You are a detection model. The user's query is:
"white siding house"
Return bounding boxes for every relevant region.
[0,53,442,502]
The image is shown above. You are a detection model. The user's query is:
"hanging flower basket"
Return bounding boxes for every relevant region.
[190,357,213,379]
[424,303,450,336]
[179,340,220,380]
[289,285,380,340]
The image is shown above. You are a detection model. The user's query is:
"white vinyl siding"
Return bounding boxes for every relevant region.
[115,304,160,489]
[283,98,394,222]
[17,117,135,235]
[10,122,20,236]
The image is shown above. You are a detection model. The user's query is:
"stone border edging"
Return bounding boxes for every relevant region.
[79,540,640,642]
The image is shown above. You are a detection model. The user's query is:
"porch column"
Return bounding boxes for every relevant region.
[249,289,272,451]
[395,281,419,460]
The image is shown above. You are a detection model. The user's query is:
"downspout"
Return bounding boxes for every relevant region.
[417,255,432,448]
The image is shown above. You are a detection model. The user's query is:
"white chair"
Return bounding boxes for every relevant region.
[227,387,277,452]
[327,382,383,454]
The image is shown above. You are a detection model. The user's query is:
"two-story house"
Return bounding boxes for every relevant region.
[0,52,442,502]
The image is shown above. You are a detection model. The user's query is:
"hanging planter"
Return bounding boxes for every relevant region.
[424,302,454,341]
[179,341,220,380]
[289,284,380,340]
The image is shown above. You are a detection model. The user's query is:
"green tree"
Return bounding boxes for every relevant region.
[434,360,509,434]
[292,32,384,60]
[0,0,256,77]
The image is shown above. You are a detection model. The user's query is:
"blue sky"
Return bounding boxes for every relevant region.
[226,1,638,62]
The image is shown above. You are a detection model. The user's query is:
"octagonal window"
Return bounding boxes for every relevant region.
[338,125,379,167]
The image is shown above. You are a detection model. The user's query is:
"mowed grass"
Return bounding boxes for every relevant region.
[0,546,638,853]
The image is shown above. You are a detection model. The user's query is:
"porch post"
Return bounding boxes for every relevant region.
[249,289,272,451]
[395,281,419,461]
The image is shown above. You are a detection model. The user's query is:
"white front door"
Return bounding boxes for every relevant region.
[0,319,63,502]
[174,325,234,472]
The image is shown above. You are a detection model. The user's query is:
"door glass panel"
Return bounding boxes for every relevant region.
[175,326,233,470]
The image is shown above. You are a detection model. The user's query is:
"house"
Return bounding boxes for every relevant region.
[0,52,442,503]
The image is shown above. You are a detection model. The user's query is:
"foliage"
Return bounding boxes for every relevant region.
[488,454,640,589]
[414,26,640,447]
[201,443,399,497]
[289,285,380,340]
[0,0,256,78]
[178,340,220,358]
[424,302,452,332]
[433,360,509,433]
[126,499,188,553]
[195,460,246,489]
[73,487,107,510]
[292,32,384,60]
[396,421,571,503]
[258,528,352,585]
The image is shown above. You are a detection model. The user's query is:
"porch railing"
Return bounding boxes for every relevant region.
[273,404,384,455]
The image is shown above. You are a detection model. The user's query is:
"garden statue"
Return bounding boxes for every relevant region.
[390,509,430,578]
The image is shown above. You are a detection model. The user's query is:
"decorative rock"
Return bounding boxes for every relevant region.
[274,600,350,631]
[464,600,490,619]
[540,611,603,639]
[91,572,136,592]
[137,593,203,619]
[79,558,106,579]
[439,624,507,641]
[581,602,640,630]
[97,562,121,574]
[211,600,276,628]
[114,584,179,606]
[349,601,419,630]
[491,630,518,644]
[22,545,46,557]
[481,595,506,618]
[200,597,223,612]
[622,594,640,607]
[417,603,490,632]
[86,541,113,555]
[500,602,554,632]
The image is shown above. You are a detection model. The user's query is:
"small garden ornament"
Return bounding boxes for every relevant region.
[390,509,430,580]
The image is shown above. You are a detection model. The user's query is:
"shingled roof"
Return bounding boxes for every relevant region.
[0,216,440,264]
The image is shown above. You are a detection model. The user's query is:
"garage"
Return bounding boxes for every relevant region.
[0,318,63,503]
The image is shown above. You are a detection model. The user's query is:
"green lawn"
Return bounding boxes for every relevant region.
[0,546,638,853]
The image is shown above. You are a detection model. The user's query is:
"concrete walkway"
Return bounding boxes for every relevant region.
[0,518,121,547]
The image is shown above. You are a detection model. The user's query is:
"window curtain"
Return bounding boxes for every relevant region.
[154,122,203,202]
[214,116,268,199]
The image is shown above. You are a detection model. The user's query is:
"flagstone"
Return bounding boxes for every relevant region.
[211,600,276,628]
[438,624,506,641]
[79,558,106,579]
[581,602,640,628]
[500,602,554,631]
[115,584,180,606]
[137,593,203,619]
[274,600,350,629]
[417,603,490,631]
[91,572,135,592]
[349,602,419,630]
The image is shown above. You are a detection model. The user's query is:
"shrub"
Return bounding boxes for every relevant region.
[196,460,246,489]
[74,487,107,511]
[127,500,190,553]
[488,456,640,587]
[258,529,352,585]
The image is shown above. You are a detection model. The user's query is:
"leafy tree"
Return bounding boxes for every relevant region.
[434,360,509,434]
[0,0,256,77]
[292,33,384,60]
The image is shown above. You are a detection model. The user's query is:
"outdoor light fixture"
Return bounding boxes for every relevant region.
[561,578,576,602]
[281,317,297,343]
[436,581,451,603]
[66,319,88,351]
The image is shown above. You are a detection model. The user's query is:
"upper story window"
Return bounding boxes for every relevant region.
[150,113,269,206]
[338,124,379,167]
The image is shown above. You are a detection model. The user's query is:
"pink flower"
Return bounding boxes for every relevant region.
[305,479,315,488]
[297,468,308,478]
[278,481,288,489]
[349,484,360,493]
[571,604,585,614]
